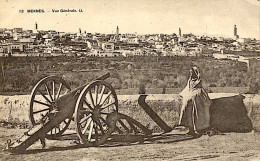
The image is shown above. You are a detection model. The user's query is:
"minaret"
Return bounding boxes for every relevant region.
[35,22,38,30]
[34,22,38,33]
[79,28,81,34]
[116,26,119,39]
[234,25,237,37]
[179,27,181,37]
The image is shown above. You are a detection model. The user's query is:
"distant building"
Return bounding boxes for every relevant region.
[234,25,239,39]
[0,44,9,54]
[14,28,23,33]
[19,38,33,43]
[33,22,38,34]
[126,37,138,44]
[155,41,164,49]
[10,43,24,52]
[13,32,22,40]
[102,42,115,51]
[90,49,121,57]
[116,26,119,40]
[213,53,250,67]
[237,38,251,44]
[234,25,237,37]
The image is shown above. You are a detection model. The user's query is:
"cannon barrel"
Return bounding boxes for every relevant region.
[53,72,111,115]
[96,72,110,81]
[72,72,111,93]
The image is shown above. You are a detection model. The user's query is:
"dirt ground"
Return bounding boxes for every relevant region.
[0,127,260,161]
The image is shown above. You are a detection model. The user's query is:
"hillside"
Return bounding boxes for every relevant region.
[0,56,259,95]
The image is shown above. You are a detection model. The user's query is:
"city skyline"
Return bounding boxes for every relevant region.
[0,0,259,39]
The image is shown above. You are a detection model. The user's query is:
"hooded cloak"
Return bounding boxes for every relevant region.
[178,67,212,133]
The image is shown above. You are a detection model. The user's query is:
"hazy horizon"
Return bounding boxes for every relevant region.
[0,0,259,39]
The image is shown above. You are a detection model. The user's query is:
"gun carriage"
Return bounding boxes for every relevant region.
[5,73,154,153]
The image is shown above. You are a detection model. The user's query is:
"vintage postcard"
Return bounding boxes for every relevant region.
[0,0,260,160]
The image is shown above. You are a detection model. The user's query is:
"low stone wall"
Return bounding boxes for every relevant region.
[0,94,259,131]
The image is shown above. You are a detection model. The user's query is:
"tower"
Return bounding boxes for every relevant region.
[179,27,181,37]
[116,26,119,38]
[33,22,38,34]
[234,25,237,37]
[234,25,239,39]
[79,28,81,34]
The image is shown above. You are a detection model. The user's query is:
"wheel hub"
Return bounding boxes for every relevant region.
[49,101,59,113]
[92,106,101,121]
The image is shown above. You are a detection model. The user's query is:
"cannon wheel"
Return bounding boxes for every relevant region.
[75,80,118,146]
[29,76,72,139]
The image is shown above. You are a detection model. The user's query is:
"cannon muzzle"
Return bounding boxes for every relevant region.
[96,72,110,81]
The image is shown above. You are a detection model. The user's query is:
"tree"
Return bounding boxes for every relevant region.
[138,83,146,94]
[220,82,226,87]
[162,87,166,94]
[248,81,260,94]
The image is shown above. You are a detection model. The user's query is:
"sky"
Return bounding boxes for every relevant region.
[0,0,259,39]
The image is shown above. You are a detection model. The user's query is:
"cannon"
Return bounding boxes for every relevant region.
[5,73,152,153]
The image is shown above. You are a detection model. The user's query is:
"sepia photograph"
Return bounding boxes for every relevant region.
[0,0,260,160]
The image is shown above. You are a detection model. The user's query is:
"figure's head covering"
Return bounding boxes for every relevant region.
[190,66,200,80]
[189,66,202,90]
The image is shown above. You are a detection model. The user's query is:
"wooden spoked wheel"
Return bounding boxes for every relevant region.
[29,76,71,139]
[75,80,118,146]
[114,113,152,136]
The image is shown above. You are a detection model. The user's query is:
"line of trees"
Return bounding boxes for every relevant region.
[0,55,259,94]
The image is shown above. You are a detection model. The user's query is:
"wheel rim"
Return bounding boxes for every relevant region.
[29,76,71,138]
[75,80,118,146]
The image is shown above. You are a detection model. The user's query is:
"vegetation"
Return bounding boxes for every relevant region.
[0,55,259,94]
